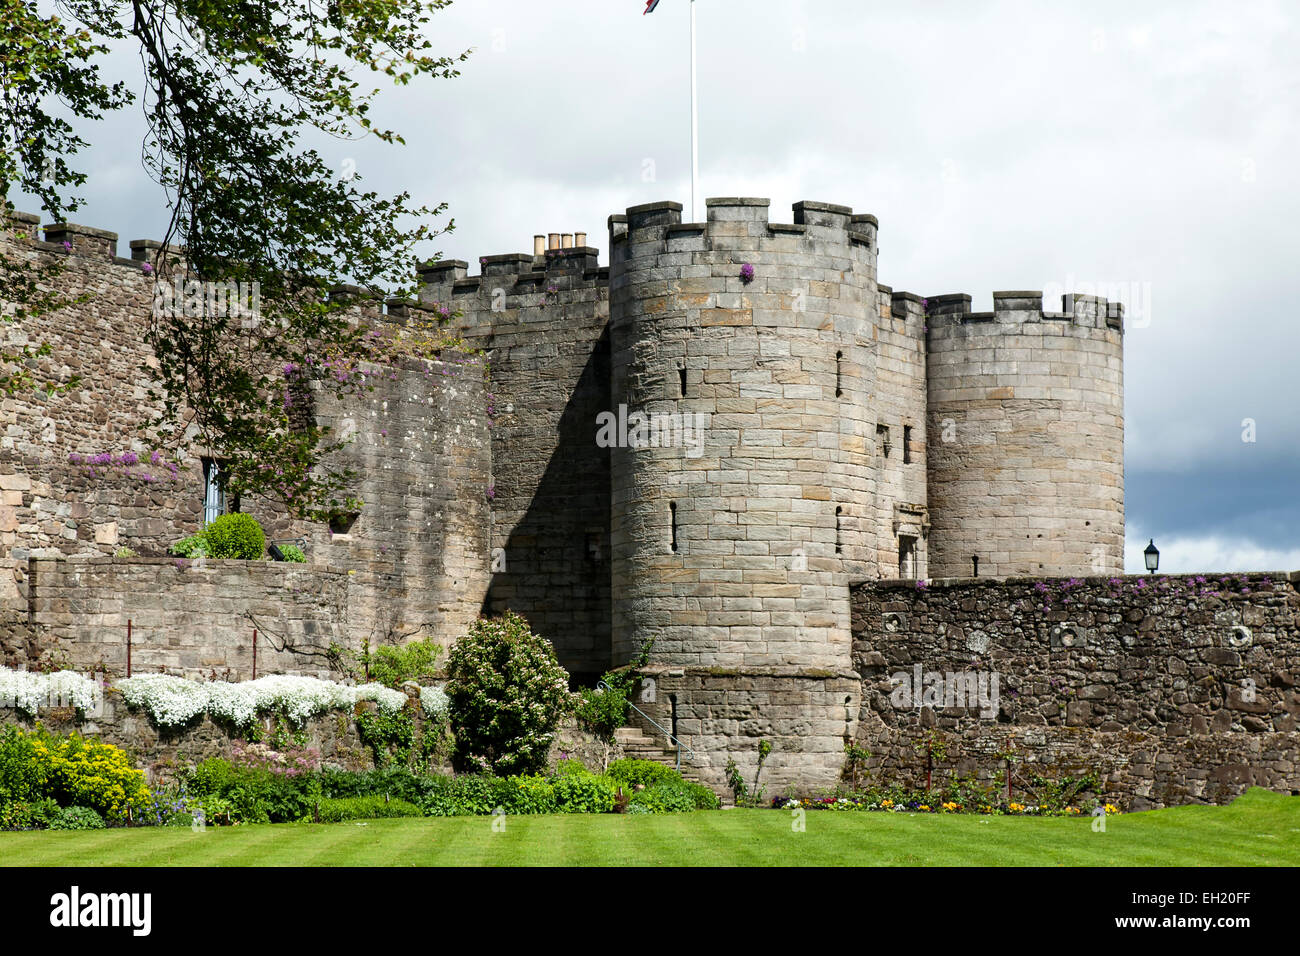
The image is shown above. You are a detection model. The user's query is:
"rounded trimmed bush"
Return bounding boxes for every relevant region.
[49,805,106,830]
[203,513,266,559]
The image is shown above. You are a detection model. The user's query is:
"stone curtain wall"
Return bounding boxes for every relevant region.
[851,573,1300,808]
[424,250,612,683]
[23,557,352,679]
[924,292,1125,578]
[303,352,492,653]
[0,217,208,630]
[1,213,494,659]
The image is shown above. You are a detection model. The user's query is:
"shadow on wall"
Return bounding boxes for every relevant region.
[481,326,612,687]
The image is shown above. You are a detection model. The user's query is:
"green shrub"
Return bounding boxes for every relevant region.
[0,726,150,821]
[184,756,318,824]
[310,795,422,822]
[553,773,617,814]
[446,611,572,775]
[278,543,307,563]
[627,782,699,814]
[604,759,718,813]
[606,758,682,790]
[0,726,43,805]
[680,780,721,810]
[168,533,208,558]
[203,512,266,559]
[418,775,511,817]
[362,637,443,688]
[48,805,106,830]
[0,797,60,830]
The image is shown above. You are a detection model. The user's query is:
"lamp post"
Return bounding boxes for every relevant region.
[1144,539,1160,573]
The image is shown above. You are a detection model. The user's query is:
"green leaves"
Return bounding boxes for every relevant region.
[446,613,572,777]
[2,0,469,519]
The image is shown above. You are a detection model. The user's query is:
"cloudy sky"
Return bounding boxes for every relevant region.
[15,0,1299,573]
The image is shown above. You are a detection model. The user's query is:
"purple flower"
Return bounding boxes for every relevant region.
[62,240,72,252]
[486,484,496,500]
[142,262,154,274]
[739,263,755,284]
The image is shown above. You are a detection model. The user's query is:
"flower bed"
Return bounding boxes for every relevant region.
[772,794,1121,817]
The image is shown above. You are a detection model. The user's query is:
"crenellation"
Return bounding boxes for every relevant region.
[42,221,119,258]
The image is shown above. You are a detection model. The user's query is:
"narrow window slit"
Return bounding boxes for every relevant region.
[669,501,678,553]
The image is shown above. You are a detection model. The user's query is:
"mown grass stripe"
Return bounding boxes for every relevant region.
[0,789,1294,867]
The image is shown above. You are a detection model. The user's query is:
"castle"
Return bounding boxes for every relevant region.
[2,200,1295,806]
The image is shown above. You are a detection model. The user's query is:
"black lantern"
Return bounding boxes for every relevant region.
[1143,539,1159,573]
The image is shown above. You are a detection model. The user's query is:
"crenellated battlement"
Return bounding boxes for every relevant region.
[6,210,164,271]
[924,289,1124,332]
[609,197,879,269]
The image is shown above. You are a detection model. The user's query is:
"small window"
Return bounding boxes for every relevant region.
[678,366,687,397]
[329,511,359,536]
[202,458,237,524]
[669,501,678,553]
[899,535,917,577]
[835,506,843,554]
[835,351,843,397]
[972,556,979,577]
[903,425,913,464]
[876,424,890,458]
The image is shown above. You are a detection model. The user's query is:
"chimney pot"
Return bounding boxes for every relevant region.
[533,234,545,256]
[574,231,587,248]
[548,232,560,251]
[561,233,574,249]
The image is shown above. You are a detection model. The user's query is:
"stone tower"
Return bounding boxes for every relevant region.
[607,198,878,671]
[924,292,1125,578]
[605,198,875,790]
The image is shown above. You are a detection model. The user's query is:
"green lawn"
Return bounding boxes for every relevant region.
[2,788,1296,866]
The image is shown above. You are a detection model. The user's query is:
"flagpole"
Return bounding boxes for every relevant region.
[690,0,698,222]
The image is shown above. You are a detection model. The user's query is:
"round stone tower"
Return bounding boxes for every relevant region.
[924,291,1125,578]
[606,197,872,792]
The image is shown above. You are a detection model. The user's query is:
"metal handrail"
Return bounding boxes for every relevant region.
[598,680,695,770]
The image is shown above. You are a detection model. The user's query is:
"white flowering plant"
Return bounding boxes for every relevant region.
[0,666,100,715]
[420,684,449,719]
[446,611,571,775]
[109,672,407,729]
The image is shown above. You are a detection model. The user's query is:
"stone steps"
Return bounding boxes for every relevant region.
[614,725,705,784]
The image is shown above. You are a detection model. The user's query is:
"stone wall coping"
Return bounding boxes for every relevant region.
[863,571,1297,590]
[44,221,119,241]
[28,554,351,576]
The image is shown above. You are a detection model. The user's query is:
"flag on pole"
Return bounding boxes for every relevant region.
[643,0,660,13]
